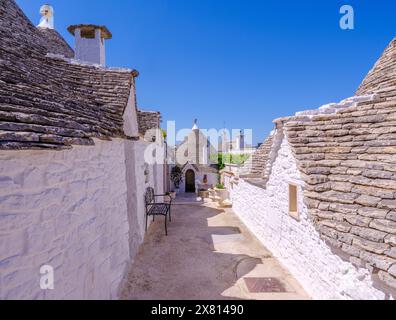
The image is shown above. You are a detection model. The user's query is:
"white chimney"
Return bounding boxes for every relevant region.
[67,24,112,66]
[236,130,245,151]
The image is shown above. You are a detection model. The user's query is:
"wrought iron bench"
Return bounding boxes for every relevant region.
[145,187,172,236]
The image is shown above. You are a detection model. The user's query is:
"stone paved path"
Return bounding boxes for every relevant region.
[121,202,310,300]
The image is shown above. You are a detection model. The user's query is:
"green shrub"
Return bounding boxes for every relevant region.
[211,153,250,170]
[170,166,183,188]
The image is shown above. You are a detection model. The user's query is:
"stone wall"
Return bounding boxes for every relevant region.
[0,139,155,300]
[284,93,396,293]
[229,134,387,299]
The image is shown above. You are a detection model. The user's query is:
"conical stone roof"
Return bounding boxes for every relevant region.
[357,37,396,95]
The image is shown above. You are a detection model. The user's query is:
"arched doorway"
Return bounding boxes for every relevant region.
[185,169,196,193]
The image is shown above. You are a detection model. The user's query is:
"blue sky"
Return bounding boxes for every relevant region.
[17,0,396,145]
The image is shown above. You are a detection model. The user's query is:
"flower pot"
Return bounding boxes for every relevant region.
[198,190,209,199]
[215,188,229,204]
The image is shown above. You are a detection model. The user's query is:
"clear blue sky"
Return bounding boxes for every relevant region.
[17,0,396,145]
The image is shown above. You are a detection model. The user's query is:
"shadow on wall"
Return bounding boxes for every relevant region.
[120,205,261,300]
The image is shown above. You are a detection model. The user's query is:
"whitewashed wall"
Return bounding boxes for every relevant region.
[0,138,162,300]
[229,136,386,300]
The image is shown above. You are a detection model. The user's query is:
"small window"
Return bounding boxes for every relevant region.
[289,184,299,220]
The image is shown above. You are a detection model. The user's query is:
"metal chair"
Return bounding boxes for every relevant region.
[145,187,172,236]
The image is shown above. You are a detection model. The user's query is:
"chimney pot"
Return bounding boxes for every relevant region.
[67,25,112,66]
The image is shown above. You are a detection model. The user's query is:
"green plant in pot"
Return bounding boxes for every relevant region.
[170,166,183,193]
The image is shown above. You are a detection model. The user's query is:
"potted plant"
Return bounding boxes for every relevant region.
[215,183,229,205]
[170,166,183,193]
[198,188,209,199]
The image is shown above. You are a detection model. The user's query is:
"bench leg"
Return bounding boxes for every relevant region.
[169,207,172,222]
[145,214,148,233]
[165,215,168,236]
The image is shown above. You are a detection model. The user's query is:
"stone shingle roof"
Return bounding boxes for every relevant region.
[357,37,396,95]
[38,28,74,58]
[240,133,275,178]
[68,24,112,39]
[0,0,138,150]
[137,110,161,137]
[281,90,396,291]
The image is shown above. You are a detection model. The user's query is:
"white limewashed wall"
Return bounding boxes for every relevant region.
[0,138,160,300]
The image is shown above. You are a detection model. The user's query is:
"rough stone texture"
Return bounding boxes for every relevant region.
[357,36,396,95]
[240,132,275,178]
[281,90,396,292]
[229,137,387,300]
[137,110,161,138]
[0,0,139,150]
[0,138,163,300]
[37,28,74,58]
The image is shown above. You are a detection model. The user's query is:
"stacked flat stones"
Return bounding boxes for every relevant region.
[357,38,396,96]
[137,110,161,137]
[0,0,138,150]
[37,28,74,58]
[241,133,275,178]
[282,88,396,290]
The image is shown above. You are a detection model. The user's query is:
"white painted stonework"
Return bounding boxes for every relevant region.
[229,134,386,300]
[0,138,161,300]
[74,28,106,66]
[123,80,139,138]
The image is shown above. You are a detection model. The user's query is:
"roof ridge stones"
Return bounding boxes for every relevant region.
[46,53,139,76]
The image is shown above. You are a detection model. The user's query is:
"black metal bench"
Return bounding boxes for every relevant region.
[145,187,172,236]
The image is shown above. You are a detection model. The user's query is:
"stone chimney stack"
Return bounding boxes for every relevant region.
[67,24,112,66]
[236,130,245,151]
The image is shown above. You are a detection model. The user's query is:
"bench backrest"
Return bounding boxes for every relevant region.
[145,187,155,205]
